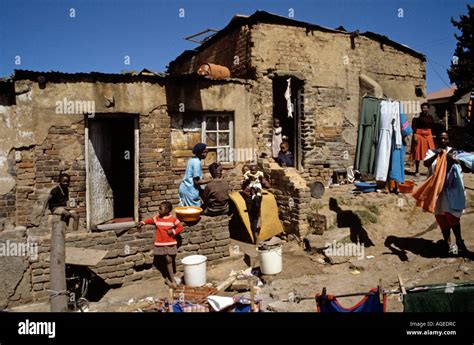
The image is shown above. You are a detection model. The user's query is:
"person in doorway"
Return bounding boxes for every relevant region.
[139,201,184,288]
[202,163,229,216]
[410,102,435,177]
[272,118,283,159]
[423,132,468,255]
[42,172,79,231]
[178,143,211,207]
[277,141,294,167]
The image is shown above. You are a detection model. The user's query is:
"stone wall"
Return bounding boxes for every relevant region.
[2,215,231,308]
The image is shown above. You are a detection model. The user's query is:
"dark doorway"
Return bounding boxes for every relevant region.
[87,116,136,226]
[272,76,303,169]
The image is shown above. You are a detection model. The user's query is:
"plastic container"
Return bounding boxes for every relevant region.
[174,206,203,222]
[390,180,415,193]
[353,182,377,193]
[257,245,282,275]
[181,255,207,287]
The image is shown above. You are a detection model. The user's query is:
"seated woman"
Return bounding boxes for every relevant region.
[178,143,210,207]
[202,163,230,216]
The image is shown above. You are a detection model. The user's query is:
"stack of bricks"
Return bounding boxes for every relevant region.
[261,160,311,238]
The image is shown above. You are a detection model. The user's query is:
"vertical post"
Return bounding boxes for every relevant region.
[50,215,68,312]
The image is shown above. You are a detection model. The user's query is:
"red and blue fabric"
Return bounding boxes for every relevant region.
[316,288,386,313]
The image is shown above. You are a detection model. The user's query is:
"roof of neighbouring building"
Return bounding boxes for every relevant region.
[427,87,457,101]
[168,10,426,71]
[454,91,472,105]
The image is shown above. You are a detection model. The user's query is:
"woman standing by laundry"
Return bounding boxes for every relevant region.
[410,102,435,177]
[178,143,211,207]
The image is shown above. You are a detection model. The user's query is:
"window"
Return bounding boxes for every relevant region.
[202,114,234,164]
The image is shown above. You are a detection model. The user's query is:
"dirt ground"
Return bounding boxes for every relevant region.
[9,172,474,313]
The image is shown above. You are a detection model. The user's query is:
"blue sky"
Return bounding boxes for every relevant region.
[0,0,470,92]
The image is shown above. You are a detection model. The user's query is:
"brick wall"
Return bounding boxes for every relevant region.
[9,215,231,306]
[261,160,311,237]
[169,26,253,79]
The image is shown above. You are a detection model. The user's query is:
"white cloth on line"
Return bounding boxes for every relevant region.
[284,78,293,118]
[374,100,402,181]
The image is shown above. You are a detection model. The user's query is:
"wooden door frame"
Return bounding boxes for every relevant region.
[85,114,139,230]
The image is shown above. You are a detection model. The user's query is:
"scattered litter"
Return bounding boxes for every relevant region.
[350,270,361,275]
[366,255,375,259]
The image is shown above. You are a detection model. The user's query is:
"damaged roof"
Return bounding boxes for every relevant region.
[11,69,249,85]
[12,69,167,84]
[168,10,425,71]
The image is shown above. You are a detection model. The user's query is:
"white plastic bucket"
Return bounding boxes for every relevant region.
[257,245,282,275]
[181,255,207,287]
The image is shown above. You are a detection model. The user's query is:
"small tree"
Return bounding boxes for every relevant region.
[448,5,474,97]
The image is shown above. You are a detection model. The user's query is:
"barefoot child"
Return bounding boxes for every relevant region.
[139,201,183,288]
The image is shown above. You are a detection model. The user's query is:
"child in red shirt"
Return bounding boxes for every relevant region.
[139,201,183,288]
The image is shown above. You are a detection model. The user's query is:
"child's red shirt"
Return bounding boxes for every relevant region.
[140,215,184,247]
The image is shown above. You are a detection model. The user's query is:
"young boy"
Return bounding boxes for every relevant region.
[139,201,184,288]
[277,141,294,167]
[202,163,229,216]
[42,172,79,231]
[241,164,270,244]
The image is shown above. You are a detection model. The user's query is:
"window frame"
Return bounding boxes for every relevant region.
[201,113,234,164]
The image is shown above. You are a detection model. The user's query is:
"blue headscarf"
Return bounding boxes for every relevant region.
[192,143,207,156]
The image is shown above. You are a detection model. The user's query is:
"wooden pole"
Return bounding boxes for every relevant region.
[50,215,68,312]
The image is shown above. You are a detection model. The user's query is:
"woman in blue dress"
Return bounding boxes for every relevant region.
[179,143,210,206]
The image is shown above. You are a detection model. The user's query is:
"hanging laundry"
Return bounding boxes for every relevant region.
[412,152,447,213]
[389,110,413,183]
[374,100,402,181]
[403,282,474,312]
[441,163,466,215]
[354,97,382,175]
[316,288,386,313]
[284,78,293,118]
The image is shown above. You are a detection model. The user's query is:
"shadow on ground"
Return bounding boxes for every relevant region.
[329,197,375,247]
[384,235,474,261]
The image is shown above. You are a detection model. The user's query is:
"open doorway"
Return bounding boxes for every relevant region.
[86,115,138,228]
[272,76,304,169]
